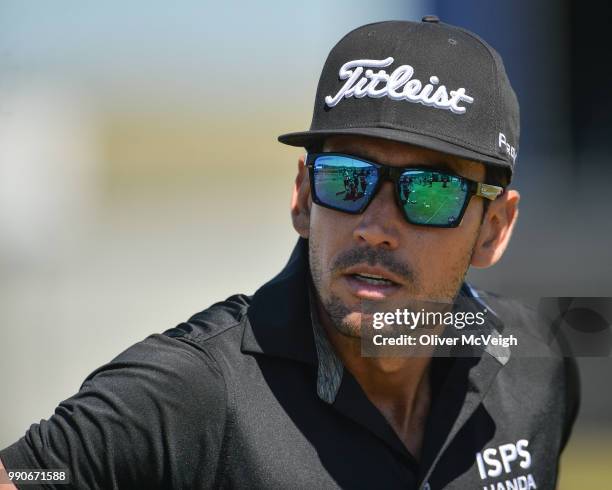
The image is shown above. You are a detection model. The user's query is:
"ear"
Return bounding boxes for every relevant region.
[471,189,520,268]
[290,154,311,238]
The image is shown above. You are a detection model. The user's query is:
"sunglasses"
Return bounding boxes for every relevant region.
[306,153,503,228]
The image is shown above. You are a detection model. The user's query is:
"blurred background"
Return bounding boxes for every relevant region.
[0,1,610,487]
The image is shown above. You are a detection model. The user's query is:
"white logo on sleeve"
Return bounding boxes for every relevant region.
[325,57,474,114]
[476,439,537,490]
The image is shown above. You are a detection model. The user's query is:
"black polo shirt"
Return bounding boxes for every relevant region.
[1,238,579,489]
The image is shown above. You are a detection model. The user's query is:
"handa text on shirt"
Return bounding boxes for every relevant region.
[324,57,474,114]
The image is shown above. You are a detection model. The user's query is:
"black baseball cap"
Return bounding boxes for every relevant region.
[278,17,519,181]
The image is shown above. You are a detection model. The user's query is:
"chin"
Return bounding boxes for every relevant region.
[332,310,375,339]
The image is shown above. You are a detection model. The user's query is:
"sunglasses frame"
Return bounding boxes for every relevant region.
[306,152,504,228]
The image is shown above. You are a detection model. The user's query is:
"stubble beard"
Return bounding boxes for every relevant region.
[308,234,479,340]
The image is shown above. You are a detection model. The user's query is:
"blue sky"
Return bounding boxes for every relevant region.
[0,1,429,107]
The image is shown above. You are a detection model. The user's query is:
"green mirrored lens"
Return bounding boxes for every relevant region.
[313,155,378,212]
[399,170,468,226]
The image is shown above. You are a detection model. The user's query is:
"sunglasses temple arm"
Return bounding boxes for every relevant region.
[476,182,504,201]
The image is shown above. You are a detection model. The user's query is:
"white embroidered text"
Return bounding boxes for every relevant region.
[498,132,517,162]
[324,57,474,114]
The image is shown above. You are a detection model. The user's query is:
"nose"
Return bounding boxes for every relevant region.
[353,181,403,249]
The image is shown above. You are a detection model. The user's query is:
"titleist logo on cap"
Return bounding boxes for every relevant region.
[324,57,474,114]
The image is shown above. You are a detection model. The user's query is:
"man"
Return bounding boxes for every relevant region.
[0,17,579,490]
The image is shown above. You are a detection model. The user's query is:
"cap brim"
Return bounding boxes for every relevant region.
[278,127,510,170]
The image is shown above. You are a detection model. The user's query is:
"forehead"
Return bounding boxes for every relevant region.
[322,135,485,181]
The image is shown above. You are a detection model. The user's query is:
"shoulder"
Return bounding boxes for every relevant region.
[467,285,554,349]
[81,293,254,409]
[0,294,254,489]
[468,285,577,368]
[76,294,256,484]
[468,285,581,449]
[161,293,252,357]
[164,293,251,340]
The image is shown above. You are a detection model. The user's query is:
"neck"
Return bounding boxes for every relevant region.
[316,299,433,458]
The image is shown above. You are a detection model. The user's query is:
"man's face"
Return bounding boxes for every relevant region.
[306,135,487,338]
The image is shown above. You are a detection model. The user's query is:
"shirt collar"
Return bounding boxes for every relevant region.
[308,285,344,404]
[241,237,318,365]
[457,282,510,365]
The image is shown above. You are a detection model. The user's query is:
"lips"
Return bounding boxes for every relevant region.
[342,265,403,300]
